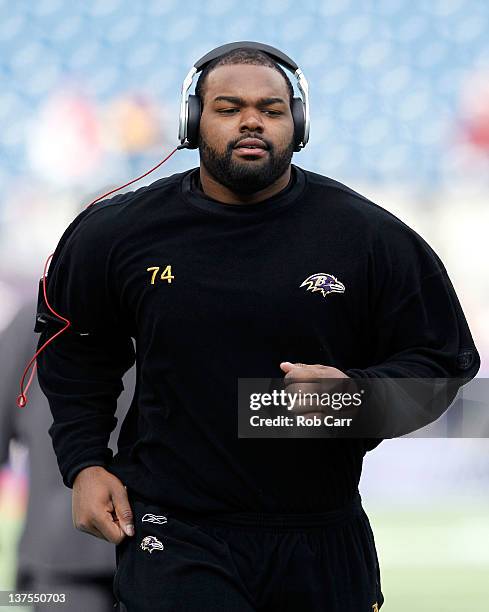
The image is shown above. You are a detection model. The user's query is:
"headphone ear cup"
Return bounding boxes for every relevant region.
[291,97,305,152]
[186,94,202,149]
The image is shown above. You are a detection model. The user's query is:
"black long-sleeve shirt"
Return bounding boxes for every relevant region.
[35,164,480,513]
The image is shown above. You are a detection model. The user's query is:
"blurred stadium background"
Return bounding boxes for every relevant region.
[0,1,488,610]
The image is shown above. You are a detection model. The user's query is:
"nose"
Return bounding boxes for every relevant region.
[239,108,264,133]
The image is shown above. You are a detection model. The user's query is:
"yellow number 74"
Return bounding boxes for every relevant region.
[147,265,175,285]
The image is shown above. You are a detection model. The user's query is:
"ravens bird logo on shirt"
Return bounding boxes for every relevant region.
[300,273,345,298]
[140,536,164,554]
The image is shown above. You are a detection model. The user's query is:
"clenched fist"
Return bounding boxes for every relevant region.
[279,361,350,417]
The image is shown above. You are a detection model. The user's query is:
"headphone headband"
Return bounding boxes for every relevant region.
[178,41,310,151]
[193,41,299,73]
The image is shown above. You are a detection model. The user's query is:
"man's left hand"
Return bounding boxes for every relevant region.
[279,362,350,416]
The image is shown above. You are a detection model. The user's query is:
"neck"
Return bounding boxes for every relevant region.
[199,164,291,205]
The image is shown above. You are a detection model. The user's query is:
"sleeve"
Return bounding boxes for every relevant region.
[35,207,136,488]
[345,219,480,437]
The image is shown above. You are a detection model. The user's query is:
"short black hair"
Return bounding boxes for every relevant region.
[194,47,294,108]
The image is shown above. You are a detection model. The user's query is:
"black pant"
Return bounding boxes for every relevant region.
[113,492,383,611]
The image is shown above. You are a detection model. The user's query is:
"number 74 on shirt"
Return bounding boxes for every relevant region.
[147,265,175,285]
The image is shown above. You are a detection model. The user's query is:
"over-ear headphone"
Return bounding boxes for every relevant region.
[178,41,310,153]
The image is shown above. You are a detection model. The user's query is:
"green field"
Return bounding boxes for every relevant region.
[1,506,488,611]
[368,505,489,611]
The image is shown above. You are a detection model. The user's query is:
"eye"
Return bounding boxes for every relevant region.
[217,108,240,114]
[263,110,282,116]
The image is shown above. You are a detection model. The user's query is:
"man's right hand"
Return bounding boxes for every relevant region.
[72,466,135,544]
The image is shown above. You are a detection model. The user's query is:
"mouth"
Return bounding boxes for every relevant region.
[233,138,269,158]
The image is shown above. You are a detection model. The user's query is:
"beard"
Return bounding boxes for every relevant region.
[198,132,295,195]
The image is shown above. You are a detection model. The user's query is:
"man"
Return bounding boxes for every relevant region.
[36,45,480,611]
